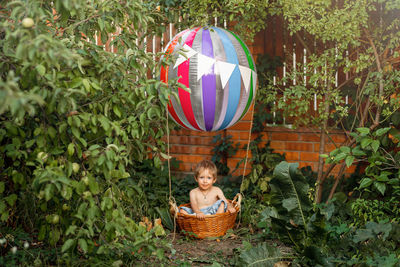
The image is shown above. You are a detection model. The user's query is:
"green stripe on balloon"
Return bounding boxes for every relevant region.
[228,30,256,120]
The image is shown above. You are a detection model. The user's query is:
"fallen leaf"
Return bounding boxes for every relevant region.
[154,218,162,226]
[274,261,290,267]
[289,219,298,227]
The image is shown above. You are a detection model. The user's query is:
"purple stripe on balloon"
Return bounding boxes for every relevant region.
[201,29,216,131]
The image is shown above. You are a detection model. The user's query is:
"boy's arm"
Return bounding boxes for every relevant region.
[216,187,236,213]
[190,190,205,219]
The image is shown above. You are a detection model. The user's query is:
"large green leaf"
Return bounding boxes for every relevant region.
[239,243,283,267]
[270,161,312,227]
[353,222,392,243]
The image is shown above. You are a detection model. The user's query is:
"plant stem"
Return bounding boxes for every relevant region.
[315,93,330,203]
[327,161,346,202]
[365,29,383,126]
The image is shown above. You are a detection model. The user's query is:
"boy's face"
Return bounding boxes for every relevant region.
[195,168,216,191]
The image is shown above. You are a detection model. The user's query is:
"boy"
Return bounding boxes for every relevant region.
[180,160,236,220]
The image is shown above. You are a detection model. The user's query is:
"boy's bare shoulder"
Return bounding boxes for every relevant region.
[212,185,222,192]
[211,186,223,193]
[189,187,200,195]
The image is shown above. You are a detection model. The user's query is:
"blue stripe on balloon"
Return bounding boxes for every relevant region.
[212,27,241,131]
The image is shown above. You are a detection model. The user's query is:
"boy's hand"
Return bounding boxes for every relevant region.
[228,207,236,213]
[196,212,205,220]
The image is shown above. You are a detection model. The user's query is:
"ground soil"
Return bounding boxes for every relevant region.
[167,233,242,266]
[163,231,292,266]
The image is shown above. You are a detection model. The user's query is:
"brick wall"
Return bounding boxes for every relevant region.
[167,118,356,177]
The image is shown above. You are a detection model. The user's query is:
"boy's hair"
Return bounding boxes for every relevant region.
[194,160,217,179]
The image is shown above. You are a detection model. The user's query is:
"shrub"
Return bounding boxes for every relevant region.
[0,0,175,263]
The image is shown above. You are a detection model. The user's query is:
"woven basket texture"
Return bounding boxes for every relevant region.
[176,200,239,239]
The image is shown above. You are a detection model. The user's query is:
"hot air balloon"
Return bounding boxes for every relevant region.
[160,26,257,132]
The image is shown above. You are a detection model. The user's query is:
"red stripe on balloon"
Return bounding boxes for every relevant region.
[178,27,202,131]
[161,30,190,130]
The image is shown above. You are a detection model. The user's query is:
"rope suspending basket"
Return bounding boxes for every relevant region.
[173,194,242,239]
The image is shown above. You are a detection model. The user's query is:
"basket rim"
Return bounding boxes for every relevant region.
[177,199,239,219]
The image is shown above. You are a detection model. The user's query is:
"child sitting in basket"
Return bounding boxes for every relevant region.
[179,160,236,220]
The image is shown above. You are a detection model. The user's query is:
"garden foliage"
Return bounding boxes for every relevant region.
[241,161,400,266]
[0,0,178,263]
[1,0,400,266]
[258,0,400,203]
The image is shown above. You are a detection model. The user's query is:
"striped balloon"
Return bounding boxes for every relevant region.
[160,26,257,132]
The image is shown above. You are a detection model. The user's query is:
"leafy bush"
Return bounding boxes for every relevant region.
[351,198,400,227]
[324,126,400,227]
[249,161,400,266]
[211,134,239,176]
[0,0,177,263]
[240,136,285,197]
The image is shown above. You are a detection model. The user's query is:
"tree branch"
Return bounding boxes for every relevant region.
[364,29,383,126]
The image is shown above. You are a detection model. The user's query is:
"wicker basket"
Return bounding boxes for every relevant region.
[176,193,241,239]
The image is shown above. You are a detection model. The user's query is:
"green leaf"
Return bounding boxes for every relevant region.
[68,143,75,156]
[335,152,347,161]
[61,186,73,200]
[82,79,91,92]
[375,127,391,137]
[25,139,35,148]
[345,155,355,167]
[38,225,46,240]
[62,239,75,253]
[88,206,99,220]
[353,228,374,243]
[97,245,106,254]
[376,173,389,182]
[155,207,174,231]
[98,18,104,31]
[360,138,373,149]
[66,225,77,236]
[89,179,100,195]
[70,77,82,88]
[366,221,392,240]
[99,116,110,131]
[239,243,282,267]
[356,127,370,136]
[352,146,366,156]
[154,224,166,237]
[45,184,54,201]
[1,211,9,222]
[371,140,380,152]
[159,152,171,160]
[153,155,161,169]
[49,228,60,246]
[88,144,101,151]
[71,127,80,139]
[36,65,46,76]
[47,126,57,139]
[359,178,373,189]
[259,179,269,192]
[282,198,297,212]
[139,112,146,126]
[5,194,17,206]
[271,161,311,227]
[374,182,386,196]
[339,146,351,153]
[113,105,121,118]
